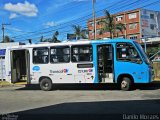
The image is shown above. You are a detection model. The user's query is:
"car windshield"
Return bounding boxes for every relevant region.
[134,41,151,65]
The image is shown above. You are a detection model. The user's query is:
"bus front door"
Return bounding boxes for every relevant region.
[97,44,114,83]
[10,50,30,84]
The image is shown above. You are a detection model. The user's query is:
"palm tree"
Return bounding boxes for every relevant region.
[71,25,87,40]
[52,31,60,43]
[3,35,10,43]
[40,36,44,42]
[1,35,15,43]
[100,10,126,39]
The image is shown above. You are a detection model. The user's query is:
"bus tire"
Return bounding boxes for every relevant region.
[40,78,52,91]
[120,77,131,91]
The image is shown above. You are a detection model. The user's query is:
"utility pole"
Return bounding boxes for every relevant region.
[1,23,11,42]
[144,37,148,53]
[92,0,96,40]
[141,37,148,53]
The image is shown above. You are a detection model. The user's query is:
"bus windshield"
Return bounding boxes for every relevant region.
[134,41,150,65]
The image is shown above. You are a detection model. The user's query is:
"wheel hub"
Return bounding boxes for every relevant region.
[121,81,127,88]
[44,82,49,87]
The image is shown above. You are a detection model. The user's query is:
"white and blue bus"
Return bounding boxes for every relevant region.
[5,38,154,91]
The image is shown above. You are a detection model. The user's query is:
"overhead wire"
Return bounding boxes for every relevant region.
[10,0,131,39]
[8,0,160,42]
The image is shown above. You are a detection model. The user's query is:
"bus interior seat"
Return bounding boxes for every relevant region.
[72,56,77,62]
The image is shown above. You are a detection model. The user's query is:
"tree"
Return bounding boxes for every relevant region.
[28,39,32,44]
[43,38,50,42]
[100,10,126,39]
[1,35,15,43]
[52,31,60,43]
[3,35,10,43]
[146,46,160,59]
[40,36,44,42]
[71,25,87,40]
[10,39,14,42]
[41,31,60,43]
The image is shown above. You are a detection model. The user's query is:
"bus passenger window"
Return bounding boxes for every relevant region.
[72,55,77,62]
[50,46,70,63]
[33,47,49,64]
[71,45,92,62]
[116,43,141,63]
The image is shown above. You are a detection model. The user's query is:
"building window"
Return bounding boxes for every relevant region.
[96,21,100,25]
[128,13,136,19]
[118,36,125,38]
[96,29,100,34]
[89,30,94,35]
[150,14,154,19]
[129,35,138,40]
[50,46,70,63]
[143,10,147,14]
[71,45,92,62]
[150,24,155,30]
[129,23,137,30]
[116,16,123,21]
[33,47,49,64]
[90,22,94,26]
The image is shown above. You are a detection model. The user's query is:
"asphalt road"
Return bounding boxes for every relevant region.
[0,84,160,120]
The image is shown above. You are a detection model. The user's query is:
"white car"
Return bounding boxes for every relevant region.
[152,57,160,62]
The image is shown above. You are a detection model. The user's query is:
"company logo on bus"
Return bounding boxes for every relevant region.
[63,69,69,73]
[88,69,93,72]
[50,69,69,74]
[32,66,40,71]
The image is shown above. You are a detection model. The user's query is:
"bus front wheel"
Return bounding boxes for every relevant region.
[40,78,52,91]
[120,77,132,91]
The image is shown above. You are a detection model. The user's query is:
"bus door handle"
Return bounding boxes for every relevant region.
[67,74,72,75]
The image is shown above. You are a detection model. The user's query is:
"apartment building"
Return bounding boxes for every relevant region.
[88,9,160,43]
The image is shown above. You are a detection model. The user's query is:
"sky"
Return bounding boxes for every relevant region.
[0,0,160,43]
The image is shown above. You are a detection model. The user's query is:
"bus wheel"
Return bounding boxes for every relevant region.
[120,77,131,91]
[40,78,52,91]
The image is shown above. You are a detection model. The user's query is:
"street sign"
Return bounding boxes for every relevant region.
[0,49,6,56]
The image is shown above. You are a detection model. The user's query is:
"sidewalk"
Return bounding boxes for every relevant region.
[0,81,26,87]
[0,81,13,87]
[154,78,160,81]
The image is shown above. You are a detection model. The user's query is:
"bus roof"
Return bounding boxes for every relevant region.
[6,38,136,49]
